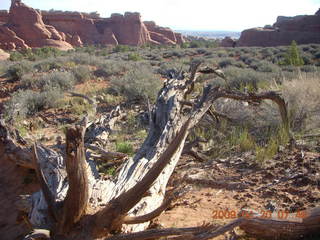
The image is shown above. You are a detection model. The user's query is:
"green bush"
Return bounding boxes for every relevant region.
[224,66,271,91]
[116,141,134,155]
[34,58,63,72]
[113,45,131,53]
[281,40,304,66]
[7,61,34,81]
[10,47,62,61]
[110,63,161,101]
[72,65,92,83]
[251,60,280,73]
[96,60,130,77]
[22,71,75,91]
[218,58,238,68]
[4,89,62,118]
[127,53,143,61]
[68,53,104,66]
[9,51,24,61]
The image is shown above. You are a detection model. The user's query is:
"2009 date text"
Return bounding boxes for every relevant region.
[212,209,307,220]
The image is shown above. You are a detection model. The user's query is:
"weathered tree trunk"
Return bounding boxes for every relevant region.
[2,61,317,240]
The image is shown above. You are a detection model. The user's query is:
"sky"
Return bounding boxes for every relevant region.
[0,0,319,31]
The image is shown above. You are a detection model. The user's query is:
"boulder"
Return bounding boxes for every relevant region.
[220,37,236,47]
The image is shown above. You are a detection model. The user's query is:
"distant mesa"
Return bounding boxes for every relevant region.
[222,9,320,47]
[0,0,185,51]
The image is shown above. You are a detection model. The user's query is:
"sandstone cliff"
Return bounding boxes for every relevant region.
[0,1,184,51]
[237,10,320,47]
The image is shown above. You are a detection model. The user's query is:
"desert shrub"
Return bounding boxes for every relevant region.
[163,49,185,58]
[216,50,228,58]
[218,58,238,68]
[259,48,273,58]
[239,55,259,66]
[223,66,270,90]
[22,71,75,91]
[251,60,280,73]
[32,47,62,59]
[4,89,62,118]
[280,65,297,73]
[9,51,24,61]
[110,63,161,101]
[113,45,131,53]
[300,65,318,73]
[96,60,130,77]
[10,47,62,61]
[72,65,92,83]
[66,97,95,116]
[7,61,34,81]
[68,53,104,66]
[197,48,208,55]
[127,53,143,61]
[282,73,320,131]
[34,58,63,72]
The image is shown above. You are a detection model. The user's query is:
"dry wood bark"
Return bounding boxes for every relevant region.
[2,61,315,240]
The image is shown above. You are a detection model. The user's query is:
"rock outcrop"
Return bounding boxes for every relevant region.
[220,37,236,47]
[0,49,9,60]
[0,1,184,51]
[237,10,320,47]
[144,21,185,45]
[0,1,73,50]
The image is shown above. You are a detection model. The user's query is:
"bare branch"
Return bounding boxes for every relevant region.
[123,193,175,224]
[86,144,127,160]
[23,229,50,240]
[218,89,289,134]
[68,91,95,105]
[186,218,244,240]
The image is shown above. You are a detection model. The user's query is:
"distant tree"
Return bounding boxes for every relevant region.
[284,40,304,66]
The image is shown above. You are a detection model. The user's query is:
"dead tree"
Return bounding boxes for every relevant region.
[1,60,319,240]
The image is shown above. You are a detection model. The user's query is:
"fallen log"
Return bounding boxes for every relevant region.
[1,60,309,240]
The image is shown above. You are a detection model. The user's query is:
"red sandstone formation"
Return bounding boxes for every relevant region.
[220,37,236,47]
[6,1,73,50]
[175,33,185,45]
[237,10,320,47]
[0,25,29,50]
[0,1,184,51]
[144,21,185,45]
